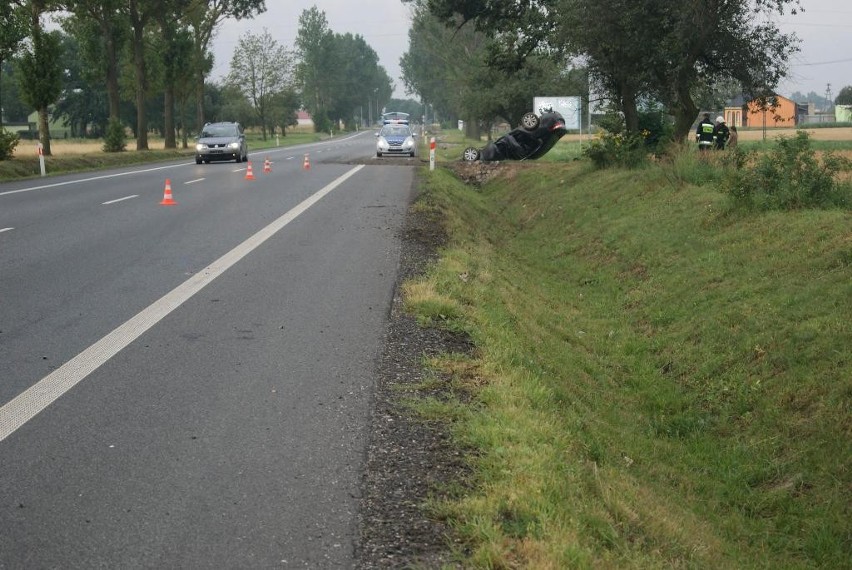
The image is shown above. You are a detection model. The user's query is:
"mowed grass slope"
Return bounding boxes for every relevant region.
[406,161,850,568]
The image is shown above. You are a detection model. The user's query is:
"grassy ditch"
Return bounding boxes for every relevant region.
[404,157,850,567]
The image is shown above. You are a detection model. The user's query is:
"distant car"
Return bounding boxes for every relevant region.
[462,111,567,162]
[376,124,416,157]
[381,111,410,125]
[195,122,248,164]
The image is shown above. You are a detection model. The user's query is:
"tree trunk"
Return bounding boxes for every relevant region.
[163,87,176,149]
[621,84,639,134]
[672,85,699,142]
[463,115,480,141]
[105,30,121,121]
[131,24,148,150]
[38,106,51,156]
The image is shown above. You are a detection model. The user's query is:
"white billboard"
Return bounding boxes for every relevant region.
[534,96,581,130]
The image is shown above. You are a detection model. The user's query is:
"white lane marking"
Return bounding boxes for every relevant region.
[102,195,139,205]
[0,227,13,233]
[0,165,366,443]
[184,178,204,185]
[0,163,188,197]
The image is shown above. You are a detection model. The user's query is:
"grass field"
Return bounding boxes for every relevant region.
[405,140,851,567]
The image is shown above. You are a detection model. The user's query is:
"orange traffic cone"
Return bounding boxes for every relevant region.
[245,161,256,180]
[159,178,177,205]
[263,157,272,173]
[303,154,311,171]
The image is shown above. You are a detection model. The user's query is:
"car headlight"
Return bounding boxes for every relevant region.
[377,137,388,149]
[229,142,239,149]
[403,138,414,149]
[196,143,206,151]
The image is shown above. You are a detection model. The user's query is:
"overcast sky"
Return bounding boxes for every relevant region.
[210,0,852,103]
[210,0,413,98]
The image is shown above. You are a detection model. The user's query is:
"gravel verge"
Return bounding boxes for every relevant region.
[356,177,473,569]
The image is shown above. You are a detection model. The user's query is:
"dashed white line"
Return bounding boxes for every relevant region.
[184,178,205,185]
[102,195,139,205]
[0,227,13,233]
[0,164,366,444]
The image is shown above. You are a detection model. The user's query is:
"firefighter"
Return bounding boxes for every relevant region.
[713,116,730,150]
[696,112,715,151]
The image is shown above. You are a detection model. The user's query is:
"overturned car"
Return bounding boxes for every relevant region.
[463,111,568,162]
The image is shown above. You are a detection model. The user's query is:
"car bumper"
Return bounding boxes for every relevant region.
[196,150,240,161]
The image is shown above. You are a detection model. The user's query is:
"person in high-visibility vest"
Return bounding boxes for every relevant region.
[696,112,715,151]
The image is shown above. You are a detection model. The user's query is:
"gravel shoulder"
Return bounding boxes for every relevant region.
[356,174,471,568]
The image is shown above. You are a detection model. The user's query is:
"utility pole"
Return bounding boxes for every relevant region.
[824,83,833,114]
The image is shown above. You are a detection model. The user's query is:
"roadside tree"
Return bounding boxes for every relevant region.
[14,1,63,156]
[226,28,295,140]
[427,0,801,141]
[184,0,267,129]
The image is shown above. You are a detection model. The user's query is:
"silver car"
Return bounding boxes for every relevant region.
[195,122,248,164]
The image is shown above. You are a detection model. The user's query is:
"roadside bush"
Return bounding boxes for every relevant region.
[584,107,670,169]
[721,131,852,210]
[658,141,727,188]
[0,128,20,161]
[637,105,674,150]
[102,118,127,152]
[583,131,647,168]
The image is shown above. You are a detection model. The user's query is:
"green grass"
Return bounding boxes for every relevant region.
[0,131,325,182]
[405,155,851,568]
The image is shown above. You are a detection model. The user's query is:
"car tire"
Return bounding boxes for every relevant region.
[195,157,202,164]
[204,160,210,164]
[521,112,540,130]
[376,152,382,157]
[235,154,241,163]
[409,151,415,157]
[463,147,480,162]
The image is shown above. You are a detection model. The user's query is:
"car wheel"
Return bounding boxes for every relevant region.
[463,147,480,161]
[204,160,210,164]
[521,112,540,130]
[195,157,202,164]
[410,151,415,158]
[235,154,241,163]
[376,152,382,157]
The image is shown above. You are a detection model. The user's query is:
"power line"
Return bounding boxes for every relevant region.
[790,57,852,67]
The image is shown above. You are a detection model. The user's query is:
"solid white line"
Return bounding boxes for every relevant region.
[184,178,204,185]
[0,163,187,197]
[0,164,365,443]
[102,195,139,205]
[0,227,13,233]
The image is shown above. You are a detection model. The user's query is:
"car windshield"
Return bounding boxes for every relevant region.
[381,126,411,137]
[201,124,238,138]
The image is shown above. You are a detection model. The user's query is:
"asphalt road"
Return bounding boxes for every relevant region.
[0,132,419,568]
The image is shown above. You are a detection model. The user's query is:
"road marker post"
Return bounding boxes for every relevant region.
[429,137,436,171]
[37,143,46,177]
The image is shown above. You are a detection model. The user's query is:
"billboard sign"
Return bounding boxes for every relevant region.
[534,96,581,130]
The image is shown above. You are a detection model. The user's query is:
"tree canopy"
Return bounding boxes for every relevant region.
[227,28,296,139]
[294,6,392,132]
[424,0,802,140]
